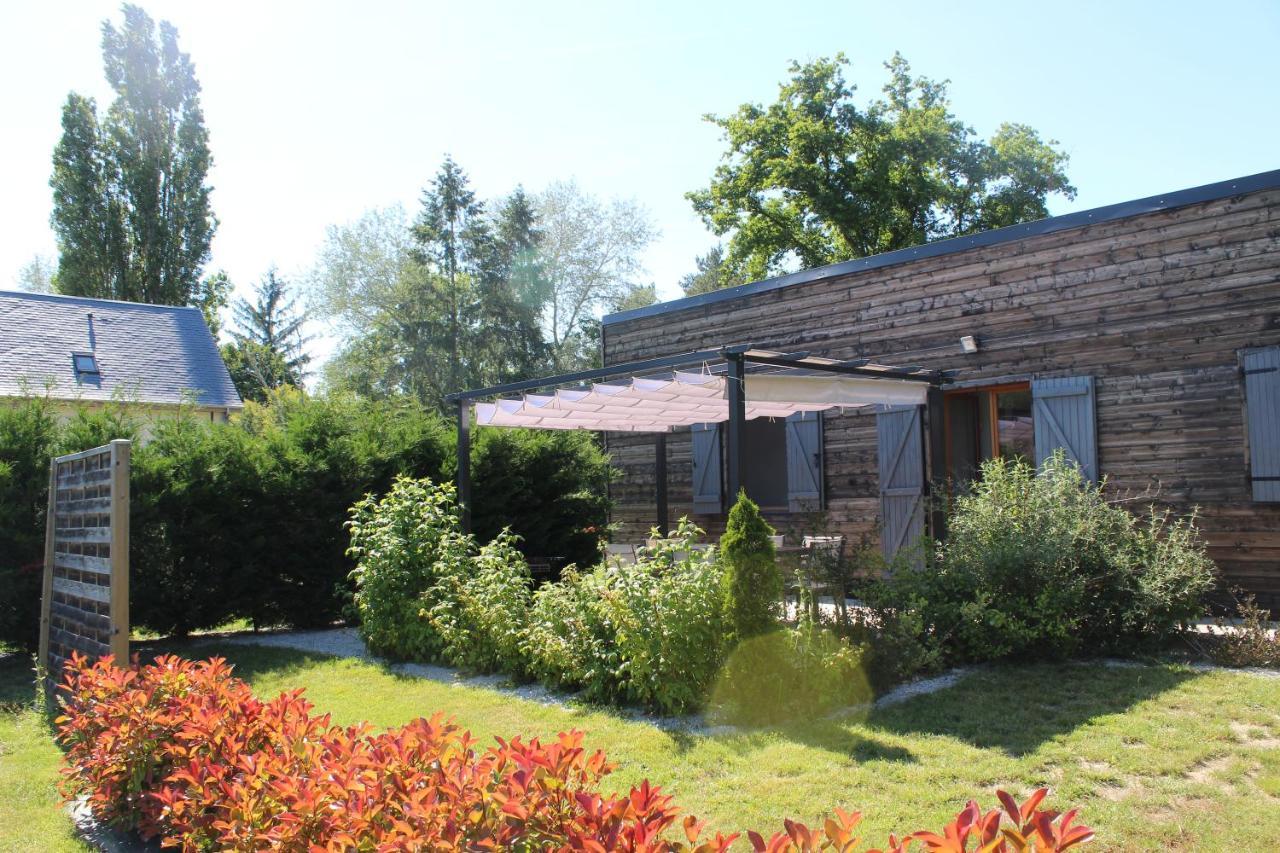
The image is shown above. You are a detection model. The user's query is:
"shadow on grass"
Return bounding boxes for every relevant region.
[861,661,1204,757]
[140,640,343,686]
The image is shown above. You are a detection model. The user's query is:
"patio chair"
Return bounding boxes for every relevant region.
[796,535,847,623]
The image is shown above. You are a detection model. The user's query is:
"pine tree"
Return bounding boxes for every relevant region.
[49,5,215,305]
[226,269,310,400]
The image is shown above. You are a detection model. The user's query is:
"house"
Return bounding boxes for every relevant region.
[0,290,242,437]
[599,169,1280,609]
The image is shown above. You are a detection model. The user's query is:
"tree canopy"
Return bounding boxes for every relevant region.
[687,53,1075,282]
[222,269,311,401]
[311,162,656,407]
[49,4,217,309]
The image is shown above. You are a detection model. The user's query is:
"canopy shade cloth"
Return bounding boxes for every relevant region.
[473,370,929,432]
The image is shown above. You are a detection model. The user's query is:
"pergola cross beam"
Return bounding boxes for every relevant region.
[446,345,950,536]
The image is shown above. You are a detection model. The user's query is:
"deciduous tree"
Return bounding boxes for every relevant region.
[688,53,1074,282]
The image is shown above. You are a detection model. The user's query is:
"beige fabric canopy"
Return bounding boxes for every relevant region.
[473,370,928,433]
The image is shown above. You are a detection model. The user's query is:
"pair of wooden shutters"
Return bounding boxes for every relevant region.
[690,412,823,514]
[875,375,1099,562]
[1243,347,1280,502]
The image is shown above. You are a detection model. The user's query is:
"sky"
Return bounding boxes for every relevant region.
[2,0,1278,367]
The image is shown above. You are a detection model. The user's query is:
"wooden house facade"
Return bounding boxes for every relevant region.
[599,170,1280,609]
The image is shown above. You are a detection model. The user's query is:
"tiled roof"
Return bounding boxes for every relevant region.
[0,290,243,409]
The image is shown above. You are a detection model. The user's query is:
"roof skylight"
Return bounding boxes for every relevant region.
[72,352,99,376]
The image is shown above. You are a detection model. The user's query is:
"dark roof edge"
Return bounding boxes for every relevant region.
[0,289,205,313]
[603,167,1280,327]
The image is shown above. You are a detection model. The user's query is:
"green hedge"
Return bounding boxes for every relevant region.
[0,392,611,650]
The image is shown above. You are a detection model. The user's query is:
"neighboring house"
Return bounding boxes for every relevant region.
[0,290,243,439]
[600,169,1280,609]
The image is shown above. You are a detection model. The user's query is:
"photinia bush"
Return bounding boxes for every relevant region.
[57,653,1094,851]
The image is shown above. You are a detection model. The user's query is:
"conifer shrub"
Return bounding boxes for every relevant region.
[720,491,783,645]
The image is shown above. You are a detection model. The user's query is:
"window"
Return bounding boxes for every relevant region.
[741,418,788,508]
[72,352,99,376]
[944,383,1034,486]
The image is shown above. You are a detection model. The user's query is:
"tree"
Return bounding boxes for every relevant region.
[49,4,216,305]
[231,268,311,380]
[221,340,295,403]
[688,53,1075,282]
[536,181,657,370]
[311,163,551,409]
[14,255,55,293]
[678,245,744,296]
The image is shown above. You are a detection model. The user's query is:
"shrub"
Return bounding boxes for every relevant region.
[57,653,1094,851]
[865,452,1216,665]
[524,521,729,714]
[429,529,533,674]
[522,519,729,714]
[1208,590,1280,668]
[721,491,782,644]
[347,476,473,662]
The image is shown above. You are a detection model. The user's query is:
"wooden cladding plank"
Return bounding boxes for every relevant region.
[52,576,110,604]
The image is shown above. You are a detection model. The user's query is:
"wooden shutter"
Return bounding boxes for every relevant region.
[1032,376,1098,482]
[876,406,924,563]
[785,412,823,512]
[690,422,722,514]
[1243,347,1280,502]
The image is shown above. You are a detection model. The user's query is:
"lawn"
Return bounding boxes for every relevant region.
[3,643,1278,852]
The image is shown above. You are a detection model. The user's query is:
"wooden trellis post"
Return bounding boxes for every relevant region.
[38,440,130,694]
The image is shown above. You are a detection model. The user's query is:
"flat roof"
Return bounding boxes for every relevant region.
[603,167,1280,327]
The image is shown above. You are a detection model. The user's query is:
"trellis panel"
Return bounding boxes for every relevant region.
[38,440,130,692]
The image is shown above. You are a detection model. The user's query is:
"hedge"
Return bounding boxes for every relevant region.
[0,391,611,649]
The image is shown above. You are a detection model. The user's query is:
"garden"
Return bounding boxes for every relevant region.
[2,394,1280,850]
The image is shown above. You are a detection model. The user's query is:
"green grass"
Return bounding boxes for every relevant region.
[3,642,1279,852]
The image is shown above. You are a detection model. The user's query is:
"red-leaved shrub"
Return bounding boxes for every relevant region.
[56,653,1093,851]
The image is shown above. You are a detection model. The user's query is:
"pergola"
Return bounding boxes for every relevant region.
[445,345,952,536]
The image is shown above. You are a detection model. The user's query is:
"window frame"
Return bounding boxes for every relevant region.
[71,352,100,377]
[943,381,1032,481]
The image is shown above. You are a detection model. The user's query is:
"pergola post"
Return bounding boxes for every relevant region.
[725,352,747,505]
[457,398,471,533]
[655,433,669,537]
[925,386,947,541]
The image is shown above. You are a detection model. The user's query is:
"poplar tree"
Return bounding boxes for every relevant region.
[49,4,217,308]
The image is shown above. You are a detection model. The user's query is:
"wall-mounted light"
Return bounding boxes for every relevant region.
[959,335,979,354]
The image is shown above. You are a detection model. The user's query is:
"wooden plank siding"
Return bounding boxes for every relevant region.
[601,187,1280,609]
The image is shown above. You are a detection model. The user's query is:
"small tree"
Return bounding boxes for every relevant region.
[720,490,782,643]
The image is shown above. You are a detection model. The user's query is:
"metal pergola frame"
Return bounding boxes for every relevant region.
[445,344,951,535]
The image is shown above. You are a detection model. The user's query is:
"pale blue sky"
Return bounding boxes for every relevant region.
[3,0,1278,361]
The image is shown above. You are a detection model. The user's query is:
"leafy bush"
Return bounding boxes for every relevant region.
[720,491,782,644]
[865,452,1217,665]
[525,520,728,714]
[57,652,1095,851]
[429,529,533,674]
[347,476,473,662]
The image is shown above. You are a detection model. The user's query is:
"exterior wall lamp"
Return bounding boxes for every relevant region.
[960,335,979,354]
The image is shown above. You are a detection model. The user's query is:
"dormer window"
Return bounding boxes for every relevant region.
[72,352,99,376]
